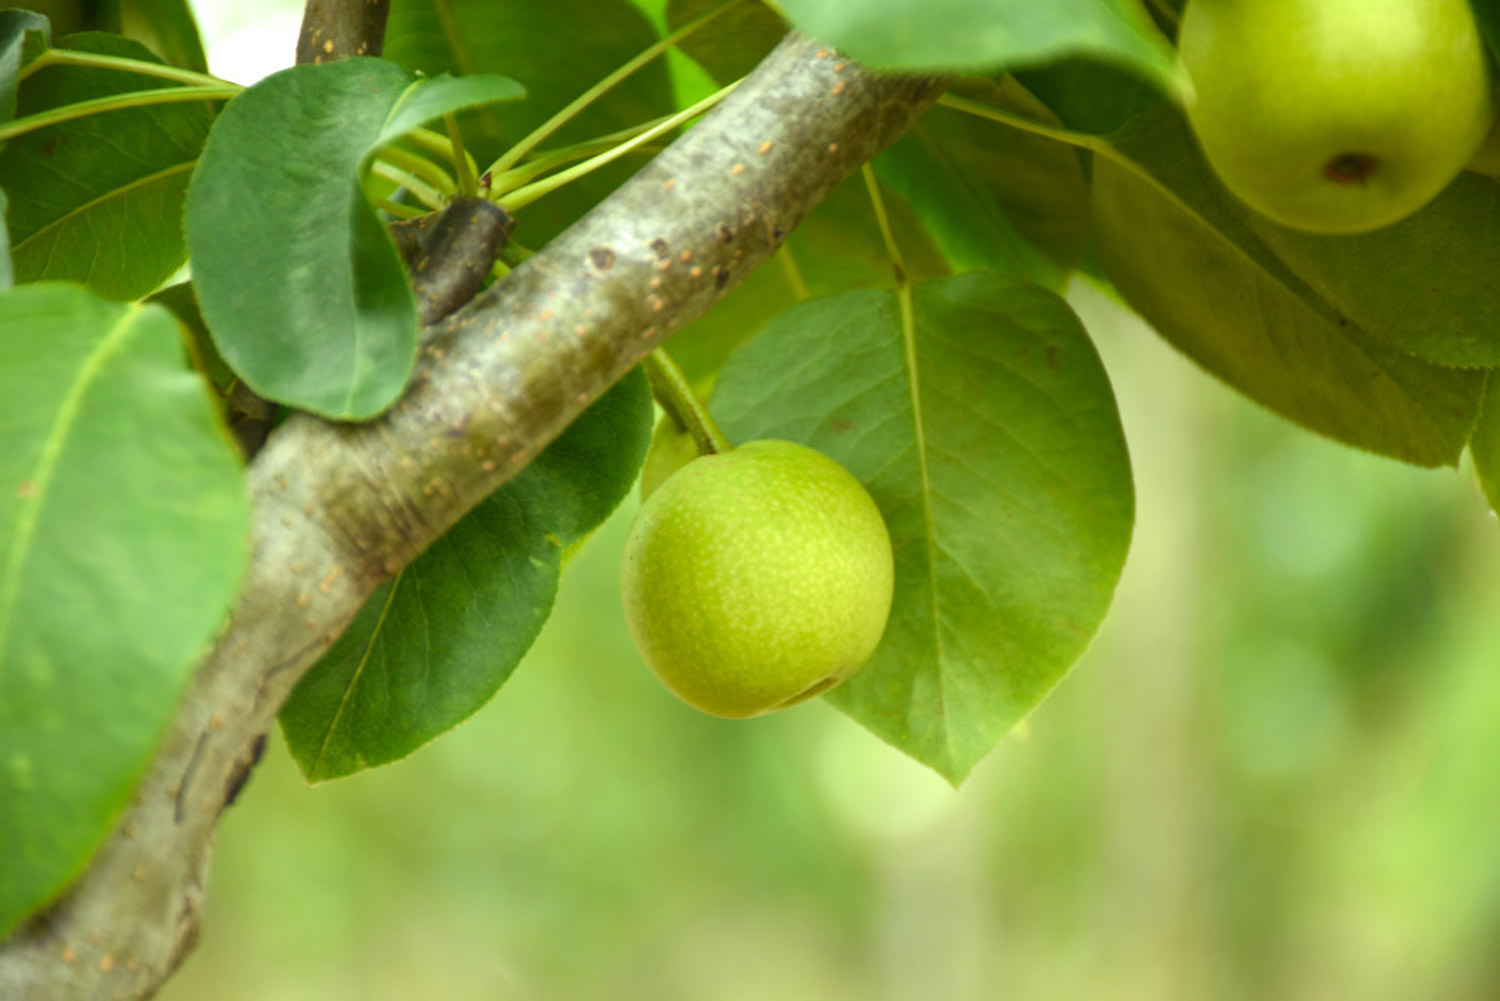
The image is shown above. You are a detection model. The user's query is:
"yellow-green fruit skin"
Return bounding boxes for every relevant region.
[621,440,894,719]
[1179,0,1495,234]
[638,415,700,502]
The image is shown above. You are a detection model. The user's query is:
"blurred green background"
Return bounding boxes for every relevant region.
[158,279,1500,1001]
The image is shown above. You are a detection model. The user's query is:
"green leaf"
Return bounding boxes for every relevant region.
[280,367,653,782]
[1471,375,1500,516]
[0,9,50,126]
[1093,107,1486,466]
[22,0,205,69]
[0,283,248,936]
[1,32,213,299]
[1474,0,1500,67]
[385,0,675,244]
[775,0,1182,94]
[1013,57,1163,136]
[709,273,1134,782]
[119,0,207,72]
[0,188,12,289]
[666,0,786,85]
[666,169,950,387]
[1237,173,1500,369]
[184,58,524,420]
[146,280,233,390]
[876,76,1089,286]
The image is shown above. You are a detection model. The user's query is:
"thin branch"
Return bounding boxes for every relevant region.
[405,198,514,325]
[0,33,943,1000]
[296,0,391,63]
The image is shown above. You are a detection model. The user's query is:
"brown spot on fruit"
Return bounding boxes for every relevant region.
[1325,153,1377,185]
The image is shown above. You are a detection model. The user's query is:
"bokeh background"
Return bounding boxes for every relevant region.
[160,6,1500,1000]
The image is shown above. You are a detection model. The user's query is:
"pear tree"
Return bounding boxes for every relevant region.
[3,0,1500,998]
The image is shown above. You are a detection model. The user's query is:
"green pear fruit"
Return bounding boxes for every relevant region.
[1178,0,1495,234]
[638,414,701,502]
[621,439,894,719]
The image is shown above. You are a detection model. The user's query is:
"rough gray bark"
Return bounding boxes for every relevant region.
[0,32,941,1000]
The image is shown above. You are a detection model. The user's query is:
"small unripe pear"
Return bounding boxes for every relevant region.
[621,440,894,719]
[1179,0,1495,233]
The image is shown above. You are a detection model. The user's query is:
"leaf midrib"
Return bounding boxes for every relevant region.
[1097,142,1461,458]
[0,303,142,692]
[308,574,405,779]
[895,288,954,772]
[11,159,196,257]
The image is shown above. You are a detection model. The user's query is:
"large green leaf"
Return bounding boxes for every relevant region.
[665,169,950,388]
[1013,57,1163,137]
[0,188,12,289]
[0,32,214,299]
[0,283,248,937]
[0,9,49,126]
[666,0,786,84]
[776,0,1182,93]
[1471,375,1500,516]
[709,273,1134,782]
[876,76,1089,287]
[384,0,676,244]
[280,367,653,782]
[1093,107,1487,466]
[184,59,524,420]
[119,0,207,72]
[1238,174,1500,369]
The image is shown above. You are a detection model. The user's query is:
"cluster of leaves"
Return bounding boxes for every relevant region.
[3,0,1498,944]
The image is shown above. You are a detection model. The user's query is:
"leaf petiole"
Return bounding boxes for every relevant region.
[938,92,1110,156]
[15,47,237,89]
[484,0,743,179]
[643,349,732,456]
[371,145,456,201]
[443,114,479,198]
[500,82,737,211]
[0,85,239,143]
[484,118,673,197]
[367,161,448,211]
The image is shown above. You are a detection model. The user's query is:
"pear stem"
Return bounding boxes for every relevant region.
[642,349,733,456]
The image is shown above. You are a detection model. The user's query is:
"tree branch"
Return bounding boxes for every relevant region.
[295,0,389,63]
[0,32,941,1000]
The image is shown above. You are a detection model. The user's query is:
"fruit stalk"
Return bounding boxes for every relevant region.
[642,349,732,456]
